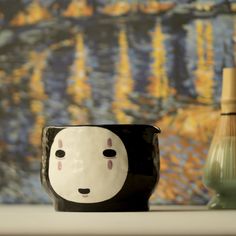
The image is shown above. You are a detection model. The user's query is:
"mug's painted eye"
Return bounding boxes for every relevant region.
[55,150,65,158]
[103,149,116,158]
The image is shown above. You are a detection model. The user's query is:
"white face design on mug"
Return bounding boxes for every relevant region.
[48,127,128,203]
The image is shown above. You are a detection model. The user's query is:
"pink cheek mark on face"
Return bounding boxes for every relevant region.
[107,160,113,170]
[58,139,63,148]
[106,139,114,169]
[107,138,112,147]
[58,161,62,171]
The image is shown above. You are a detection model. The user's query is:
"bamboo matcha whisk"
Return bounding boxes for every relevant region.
[203,68,236,209]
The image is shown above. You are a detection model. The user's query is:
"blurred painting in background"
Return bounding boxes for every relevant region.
[0,0,235,204]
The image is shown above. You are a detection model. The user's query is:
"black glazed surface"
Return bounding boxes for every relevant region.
[41,124,161,212]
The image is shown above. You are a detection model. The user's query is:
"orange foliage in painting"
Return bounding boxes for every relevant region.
[101,1,132,16]
[12,66,30,84]
[112,29,136,123]
[28,51,48,148]
[147,23,175,99]
[29,115,45,146]
[67,105,90,124]
[150,105,218,204]
[50,39,74,51]
[67,33,91,103]
[3,63,32,105]
[101,1,175,16]
[194,2,215,11]
[29,52,48,100]
[67,33,91,124]
[139,1,175,14]
[159,105,218,142]
[63,0,93,18]
[194,20,214,104]
[11,0,51,26]
[230,3,236,12]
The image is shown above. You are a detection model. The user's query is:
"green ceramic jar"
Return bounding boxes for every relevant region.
[204,136,236,209]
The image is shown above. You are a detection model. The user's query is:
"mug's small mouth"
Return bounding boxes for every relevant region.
[78,188,90,195]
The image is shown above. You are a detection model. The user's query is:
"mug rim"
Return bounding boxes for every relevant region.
[42,124,161,133]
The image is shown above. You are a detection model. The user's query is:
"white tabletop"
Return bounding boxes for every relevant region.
[0,205,236,236]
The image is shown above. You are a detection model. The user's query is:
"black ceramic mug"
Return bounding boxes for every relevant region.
[41,124,161,212]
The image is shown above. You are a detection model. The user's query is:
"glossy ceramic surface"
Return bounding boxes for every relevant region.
[204,136,236,209]
[41,124,160,212]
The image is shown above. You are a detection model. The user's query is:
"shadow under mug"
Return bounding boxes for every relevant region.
[41,124,161,212]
